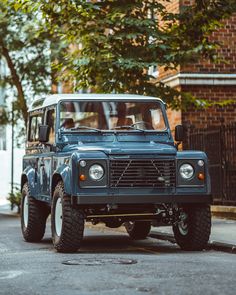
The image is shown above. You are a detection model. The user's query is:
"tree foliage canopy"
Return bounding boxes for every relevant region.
[15,0,236,109]
[0,0,63,129]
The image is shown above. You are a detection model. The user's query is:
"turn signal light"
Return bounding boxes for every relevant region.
[79,174,86,181]
[198,173,205,181]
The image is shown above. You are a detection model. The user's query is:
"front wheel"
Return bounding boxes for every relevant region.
[21,183,49,242]
[125,221,151,240]
[51,181,84,253]
[173,204,211,251]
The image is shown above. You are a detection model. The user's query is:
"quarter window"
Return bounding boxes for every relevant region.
[29,114,42,142]
[46,109,56,143]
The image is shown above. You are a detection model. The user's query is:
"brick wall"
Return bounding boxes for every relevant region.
[160,0,179,13]
[158,0,236,129]
[182,14,236,74]
[157,1,180,81]
[181,85,236,128]
[166,108,181,133]
[180,0,195,5]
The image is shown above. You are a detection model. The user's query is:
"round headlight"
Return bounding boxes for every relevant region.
[179,164,194,179]
[89,164,104,180]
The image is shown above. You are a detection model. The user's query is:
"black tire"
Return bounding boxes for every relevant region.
[124,221,151,240]
[21,182,49,242]
[173,204,211,251]
[51,181,84,253]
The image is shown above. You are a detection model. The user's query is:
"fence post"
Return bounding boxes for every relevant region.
[183,121,192,150]
[220,118,226,203]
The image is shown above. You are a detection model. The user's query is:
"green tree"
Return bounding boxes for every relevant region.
[17,0,236,109]
[0,1,64,134]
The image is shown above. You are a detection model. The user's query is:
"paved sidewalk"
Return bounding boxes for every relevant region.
[0,201,18,215]
[150,218,236,253]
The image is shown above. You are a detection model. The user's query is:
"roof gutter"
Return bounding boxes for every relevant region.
[161,73,236,87]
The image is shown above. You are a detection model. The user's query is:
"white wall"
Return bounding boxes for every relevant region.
[0,124,25,205]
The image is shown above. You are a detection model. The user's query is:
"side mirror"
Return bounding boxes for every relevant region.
[39,125,50,143]
[175,125,184,142]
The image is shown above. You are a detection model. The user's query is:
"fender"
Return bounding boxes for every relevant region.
[21,166,37,197]
[51,164,72,196]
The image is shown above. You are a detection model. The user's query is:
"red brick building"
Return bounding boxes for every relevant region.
[159,0,236,130]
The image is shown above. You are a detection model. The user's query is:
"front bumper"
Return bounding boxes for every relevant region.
[73,191,212,205]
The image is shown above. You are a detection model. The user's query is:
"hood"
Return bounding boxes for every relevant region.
[62,141,176,156]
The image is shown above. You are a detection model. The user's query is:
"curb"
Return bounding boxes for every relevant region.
[0,203,19,217]
[0,212,20,218]
[211,206,236,220]
[149,231,236,254]
[208,241,236,254]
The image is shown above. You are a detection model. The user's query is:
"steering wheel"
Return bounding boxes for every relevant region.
[131,121,153,129]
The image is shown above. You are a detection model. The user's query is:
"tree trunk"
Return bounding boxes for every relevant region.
[0,39,28,127]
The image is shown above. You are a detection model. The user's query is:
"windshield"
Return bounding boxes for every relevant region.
[59,100,167,131]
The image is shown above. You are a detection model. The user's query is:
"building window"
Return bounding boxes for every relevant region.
[148,65,159,78]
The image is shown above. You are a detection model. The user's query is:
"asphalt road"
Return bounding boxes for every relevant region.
[1,214,236,295]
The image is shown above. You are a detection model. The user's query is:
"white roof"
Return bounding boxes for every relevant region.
[29,93,165,111]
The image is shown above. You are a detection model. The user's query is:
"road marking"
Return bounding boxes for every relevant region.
[0,271,24,280]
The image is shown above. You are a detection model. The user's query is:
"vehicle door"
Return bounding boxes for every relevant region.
[38,106,56,199]
[25,110,44,198]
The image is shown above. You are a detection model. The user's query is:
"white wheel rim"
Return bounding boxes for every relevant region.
[178,220,189,236]
[126,221,134,231]
[23,195,29,228]
[55,197,63,237]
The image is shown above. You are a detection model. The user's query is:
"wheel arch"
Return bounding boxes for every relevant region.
[21,166,37,196]
[51,163,72,197]
[21,174,28,192]
[51,173,63,197]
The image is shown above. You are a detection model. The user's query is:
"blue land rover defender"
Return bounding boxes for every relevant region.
[21,94,211,253]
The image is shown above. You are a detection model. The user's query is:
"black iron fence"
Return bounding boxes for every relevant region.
[184,123,236,205]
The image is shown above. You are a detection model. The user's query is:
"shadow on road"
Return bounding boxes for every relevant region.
[38,232,182,255]
[0,214,189,255]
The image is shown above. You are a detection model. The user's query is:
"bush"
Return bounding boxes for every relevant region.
[7,186,21,213]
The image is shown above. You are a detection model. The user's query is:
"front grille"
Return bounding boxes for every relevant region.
[110,159,176,188]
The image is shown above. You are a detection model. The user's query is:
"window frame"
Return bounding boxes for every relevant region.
[58,99,168,132]
[27,110,44,144]
[45,106,56,144]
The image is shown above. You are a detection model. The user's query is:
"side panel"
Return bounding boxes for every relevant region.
[38,154,53,197]
[22,156,39,197]
[22,151,53,202]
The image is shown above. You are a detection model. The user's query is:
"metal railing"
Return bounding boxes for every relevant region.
[184,123,236,205]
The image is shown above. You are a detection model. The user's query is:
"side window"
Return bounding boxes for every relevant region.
[46,108,56,144]
[29,114,42,142]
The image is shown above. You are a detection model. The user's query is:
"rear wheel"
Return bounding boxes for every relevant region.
[125,221,151,240]
[21,183,49,242]
[173,204,211,251]
[51,181,84,253]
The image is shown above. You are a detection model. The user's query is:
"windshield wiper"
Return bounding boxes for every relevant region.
[113,125,145,132]
[68,126,102,132]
